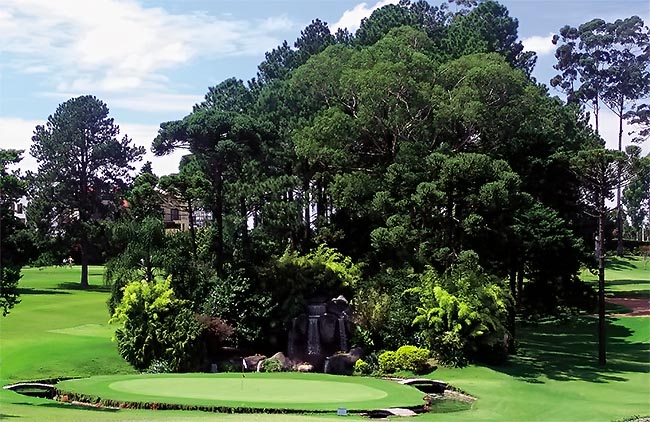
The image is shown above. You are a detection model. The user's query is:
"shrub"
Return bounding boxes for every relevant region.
[412,251,512,367]
[145,359,174,374]
[261,358,284,373]
[351,269,422,353]
[353,358,371,375]
[202,267,273,349]
[110,276,206,372]
[378,350,398,374]
[217,360,241,373]
[195,314,234,355]
[395,345,430,373]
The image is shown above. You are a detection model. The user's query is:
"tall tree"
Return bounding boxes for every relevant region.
[0,149,27,315]
[571,147,628,365]
[444,0,536,75]
[153,110,261,271]
[30,96,144,288]
[552,16,649,255]
[159,155,210,257]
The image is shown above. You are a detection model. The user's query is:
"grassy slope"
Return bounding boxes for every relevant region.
[0,260,648,421]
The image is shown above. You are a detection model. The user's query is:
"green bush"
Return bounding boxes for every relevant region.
[353,358,371,375]
[378,346,430,374]
[395,345,430,373]
[412,251,512,367]
[110,276,206,372]
[202,267,273,349]
[145,359,174,374]
[217,360,240,373]
[261,358,284,373]
[378,350,398,374]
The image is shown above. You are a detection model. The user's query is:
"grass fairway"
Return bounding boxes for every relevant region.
[0,260,648,421]
[56,372,424,411]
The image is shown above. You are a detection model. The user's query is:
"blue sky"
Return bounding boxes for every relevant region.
[1,0,648,175]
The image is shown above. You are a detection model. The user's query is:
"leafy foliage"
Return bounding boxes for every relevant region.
[29,96,144,287]
[0,149,28,315]
[110,277,206,372]
[377,345,431,374]
[413,251,512,366]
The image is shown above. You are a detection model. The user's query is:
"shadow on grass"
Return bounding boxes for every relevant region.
[606,257,637,271]
[608,279,650,285]
[605,302,631,314]
[0,414,20,418]
[56,283,111,293]
[495,316,649,384]
[608,290,650,299]
[16,288,69,296]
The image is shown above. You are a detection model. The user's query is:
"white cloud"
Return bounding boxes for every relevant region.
[110,93,202,114]
[1,117,184,176]
[331,0,399,33]
[0,0,293,95]
[522,33,556,56]
[0,117,40,174]
[119,122,187,176]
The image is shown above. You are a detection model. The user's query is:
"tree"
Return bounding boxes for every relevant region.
[30,96,144,287]
[444,1,536,75]
[552,16,649,255]
[153,109,262,271]
[623,147,650,240]
[571,147,628,365]
[0,149,27,315]
[159,155,209,257]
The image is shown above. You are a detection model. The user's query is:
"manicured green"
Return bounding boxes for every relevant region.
[582,255,650,298]
[56,372,424,411]
[1,261,648,421]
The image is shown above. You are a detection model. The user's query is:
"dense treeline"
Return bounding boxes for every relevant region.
[7,0,649,369]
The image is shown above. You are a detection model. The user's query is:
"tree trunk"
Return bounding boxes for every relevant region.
[508,264,517,353]
[240,196,250,259]
[597,187,607,366]
[516,267,524,310]
[80,234,89,289]
[616,97,624,256]
[214,169,224,272]
[187,200,197,258]
[303,174,311,246]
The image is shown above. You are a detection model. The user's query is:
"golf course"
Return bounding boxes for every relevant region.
[0,257,648,421]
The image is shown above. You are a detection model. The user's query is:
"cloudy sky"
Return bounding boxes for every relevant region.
[1,0,648,175]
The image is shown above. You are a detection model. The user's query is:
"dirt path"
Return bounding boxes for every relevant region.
[607,297,650,317]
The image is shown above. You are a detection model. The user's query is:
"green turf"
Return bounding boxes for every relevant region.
[56,372,424,411]
[582,256,650,299]
[1,261,648,421]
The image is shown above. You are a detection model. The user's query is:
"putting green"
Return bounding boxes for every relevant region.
[56,372,425,412]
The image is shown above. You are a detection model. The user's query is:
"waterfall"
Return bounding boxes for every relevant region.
[338,317,348,352]
[324,357,330,374]
[256,360,263,372]
[242,358,248,370]
[307,317,321,355]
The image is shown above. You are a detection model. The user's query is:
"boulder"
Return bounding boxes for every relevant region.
[268,352,292,370]
[296,363,314,372]
[319,313,338,344]
[243,355,266,372]
[324,352,359,375]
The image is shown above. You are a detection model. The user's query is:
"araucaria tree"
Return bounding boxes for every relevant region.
[30,96,144,288]
[552,16,650,255]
